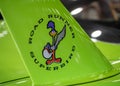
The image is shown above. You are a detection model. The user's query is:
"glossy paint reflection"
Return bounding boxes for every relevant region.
[0,21,8,38]
[61,0,120,43]
[0,20,29,84]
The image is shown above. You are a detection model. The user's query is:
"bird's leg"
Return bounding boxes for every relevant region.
[52,50,56,60]
[46,49,62,65]
[52,50,62,63]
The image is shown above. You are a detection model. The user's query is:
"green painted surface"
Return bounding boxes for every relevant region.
[0,0,120,86]
[0,20,29,83]
[79,61,120,86]
[0,77,32,86]
[95,41,120,60]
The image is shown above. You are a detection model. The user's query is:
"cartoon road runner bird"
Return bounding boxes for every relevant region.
[42,20,66,65]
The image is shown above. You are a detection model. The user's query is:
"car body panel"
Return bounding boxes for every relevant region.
[0,21,29,83]
[1,0,119,86]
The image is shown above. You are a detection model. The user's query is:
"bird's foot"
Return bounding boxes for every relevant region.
[46,58,62,65]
